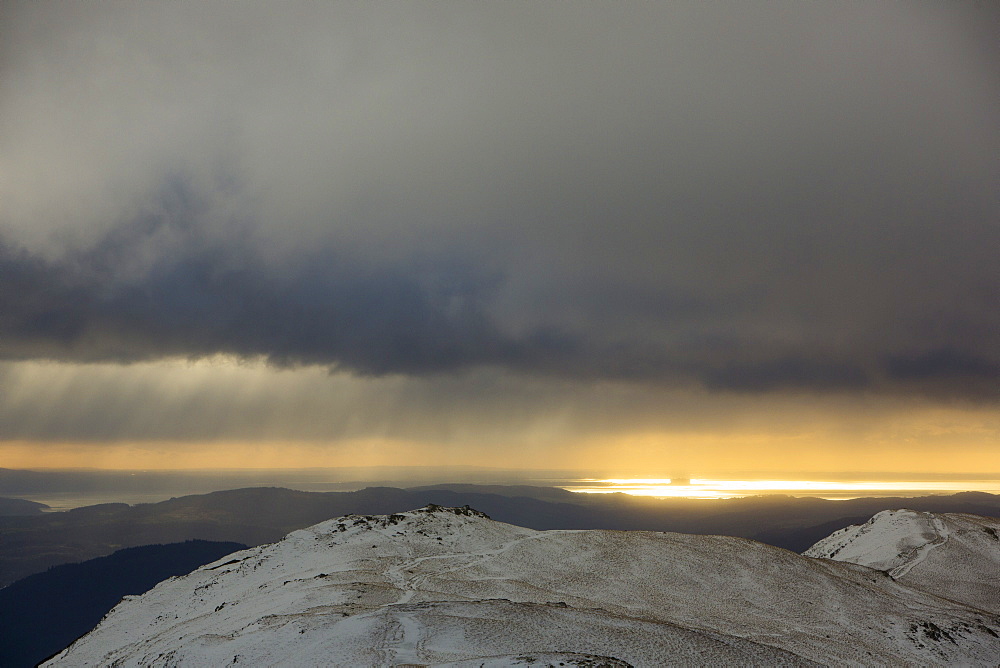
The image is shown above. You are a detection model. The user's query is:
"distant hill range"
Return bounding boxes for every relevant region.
[2,484,998,588]
[0,496,48,516]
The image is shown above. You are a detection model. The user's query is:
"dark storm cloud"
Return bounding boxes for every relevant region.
[1,2,997,400]
[0,184,529,374]
[705,359,871,394]
[883,349,1000,401]
[887,349,1000,382]
[1,193,996,401]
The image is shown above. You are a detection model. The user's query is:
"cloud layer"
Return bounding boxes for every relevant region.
[1,2,997,407]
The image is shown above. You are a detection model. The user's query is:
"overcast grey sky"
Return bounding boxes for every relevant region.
[0,2,997,472]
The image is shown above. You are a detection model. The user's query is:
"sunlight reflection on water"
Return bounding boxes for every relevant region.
[561,478,1000,500]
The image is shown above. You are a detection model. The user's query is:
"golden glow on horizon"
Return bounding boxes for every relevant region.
[4,439,1000,501]
[2,359,999,476]
[4,434,1000,476]
[569,421,1000,476]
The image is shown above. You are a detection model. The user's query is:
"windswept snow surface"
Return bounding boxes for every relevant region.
[805,509,1000,614]
[47,505,1000,667]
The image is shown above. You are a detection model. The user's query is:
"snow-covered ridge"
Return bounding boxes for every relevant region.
[805,508,1000,614]
[47,505,1000,667]
[804,509,952,577]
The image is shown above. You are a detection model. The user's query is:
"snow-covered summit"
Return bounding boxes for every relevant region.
[805,508,1000,613]
[47,505,1000,667]
[804,509,952,577]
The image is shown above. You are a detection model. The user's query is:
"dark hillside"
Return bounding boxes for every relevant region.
[1,486,998,587]
[0,540,246,668]
[0,497,48,516]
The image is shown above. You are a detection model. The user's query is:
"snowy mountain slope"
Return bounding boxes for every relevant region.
[47,505,1000,667]
[805,508,1000,614]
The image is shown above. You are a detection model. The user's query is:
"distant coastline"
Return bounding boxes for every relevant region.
[3,466,1000,509]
